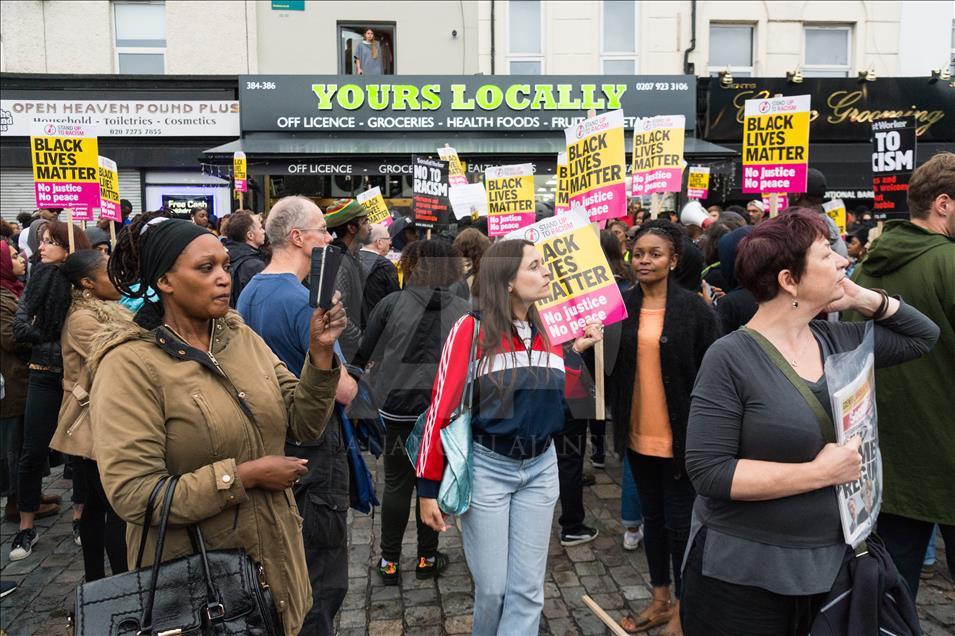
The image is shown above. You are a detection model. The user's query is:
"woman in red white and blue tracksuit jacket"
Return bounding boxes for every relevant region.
[416,239,601,636]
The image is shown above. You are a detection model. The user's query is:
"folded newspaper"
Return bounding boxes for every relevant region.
[825,323,882,547]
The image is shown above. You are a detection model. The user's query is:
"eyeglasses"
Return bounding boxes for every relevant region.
[294,227,331,237]
[40,237,64,247]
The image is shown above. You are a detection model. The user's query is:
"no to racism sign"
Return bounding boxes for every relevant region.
[31,123,101,220]
[564,110,626,222]
[507,205,627,345]
[871,117,916,220]
[631,115,685,196]
[97,156,122,222]
[741,95,810,194]
[485,163,535,237]
[357,186,393,227]
[412,156,451,228]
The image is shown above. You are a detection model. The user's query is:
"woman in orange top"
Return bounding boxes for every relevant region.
[580,220,719,635]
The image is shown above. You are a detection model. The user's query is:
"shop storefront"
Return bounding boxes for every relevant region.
[0,74,240,223]
[204,75,736,216]
[701,76,955,209]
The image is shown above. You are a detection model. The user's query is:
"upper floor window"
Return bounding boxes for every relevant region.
[803,26,852,77]
[708,24,754,77]
[114,1,166,74]
[507,0,543,74]
[601,0,638,74]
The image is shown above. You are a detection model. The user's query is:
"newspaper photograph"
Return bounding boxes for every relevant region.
[826,323,882,547]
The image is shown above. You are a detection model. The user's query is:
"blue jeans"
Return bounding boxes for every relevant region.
[621,452,643,528]
[462,441,559,636]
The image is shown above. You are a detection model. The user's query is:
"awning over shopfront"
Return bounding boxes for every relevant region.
[203,133,736,160]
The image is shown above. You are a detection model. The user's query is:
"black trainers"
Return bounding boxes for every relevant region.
[415,551,449,579]
[560,526,599,547]
[377,559,400,586]
[9,528,37,561]
[72,520,82,547]
[0,580,16,598]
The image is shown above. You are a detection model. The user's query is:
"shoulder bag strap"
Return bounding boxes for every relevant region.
[461,316,480,413]
[134,476,170,569]
[140,474,180,633]
[742,328,836,444]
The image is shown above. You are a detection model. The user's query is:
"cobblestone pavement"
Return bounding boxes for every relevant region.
[2,451,953,635]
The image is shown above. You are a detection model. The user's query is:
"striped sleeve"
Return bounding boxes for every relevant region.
[416,314,475,499]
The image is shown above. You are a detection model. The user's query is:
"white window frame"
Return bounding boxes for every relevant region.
[600,0,639,74]
[505,0,545,75]
[802,25,852,78]
[707,23,755,77]
[113,1,166,74]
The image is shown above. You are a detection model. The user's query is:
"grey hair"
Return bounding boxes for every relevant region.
[265,196,321,249]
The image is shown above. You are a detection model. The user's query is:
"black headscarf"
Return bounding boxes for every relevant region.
[134,218,210,328]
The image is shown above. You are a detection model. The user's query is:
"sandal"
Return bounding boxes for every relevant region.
[619,598,673,633]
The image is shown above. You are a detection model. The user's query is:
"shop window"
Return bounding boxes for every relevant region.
[601,0,638,74]
[339,23,395,75]
[803,26,852,77]
[506,0,544,74]
[114,1,166,74]
[708,24,754,77]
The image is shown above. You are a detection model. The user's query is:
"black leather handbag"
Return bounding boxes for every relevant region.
[69,475,283,635]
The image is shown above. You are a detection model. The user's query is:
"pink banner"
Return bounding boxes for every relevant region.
[99,199,122,222]
[540,285,628,345]
[571,182,626,223]
[742,163,808,194]
[488,213,535,236]
[34,182,100,220]
[631,169,681,196]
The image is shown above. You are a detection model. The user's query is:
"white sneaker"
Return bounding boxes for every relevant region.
[623,527,643,551]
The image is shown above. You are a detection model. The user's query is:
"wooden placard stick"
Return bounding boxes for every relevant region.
[769,192,780,218]
[582,595,630,636]
[650,192,662,220]
[582,108,606,421]
[109,221,117,245]
[66,209,75,253]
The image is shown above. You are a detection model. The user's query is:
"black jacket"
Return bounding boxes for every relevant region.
[353,286,470,420]
[357,249,399,328]
[332,239,364,362]
[586,281,719,477]
[13,297,62,369]
[223,239,267,307]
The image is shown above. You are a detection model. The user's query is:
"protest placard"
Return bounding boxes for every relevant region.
[564,110,626,222]
[449,183,489,220]
[233,151,247,192]
[506,205,627,345]
[826,324,881,546]
[631,115,686,196]
[871,117,916,220]
[555,152,570,214]
[437,145,469,187]
[412,156,451,228]
[823,198,847,236]
[30,123,100,221]
[485,163,535,237]
[686,166,710,200]
[357,186,393,227]
[97,156,122,223]
[741,95,810,194]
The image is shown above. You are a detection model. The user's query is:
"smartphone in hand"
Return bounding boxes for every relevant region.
[308,245,344,309]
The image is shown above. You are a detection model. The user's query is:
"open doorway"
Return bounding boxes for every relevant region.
[338,23,396,75]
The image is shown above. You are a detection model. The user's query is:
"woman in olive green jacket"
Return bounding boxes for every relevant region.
[89,216,346,635]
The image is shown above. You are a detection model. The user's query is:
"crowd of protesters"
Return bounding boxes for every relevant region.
[0,152,952,635]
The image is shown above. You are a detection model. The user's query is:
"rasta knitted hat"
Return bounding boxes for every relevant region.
[324,198,367,229]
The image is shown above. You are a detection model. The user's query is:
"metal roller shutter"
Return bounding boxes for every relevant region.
[0,168,38,222]
[0,168,142,223]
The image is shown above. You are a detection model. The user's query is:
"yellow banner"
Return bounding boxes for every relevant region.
[485,163,535,236]
[31,135,98,183]
[357,186,392,226]
[564,110,627,222]
[823,199,847,235]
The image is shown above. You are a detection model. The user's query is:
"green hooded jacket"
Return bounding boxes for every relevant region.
[845,220,955,524]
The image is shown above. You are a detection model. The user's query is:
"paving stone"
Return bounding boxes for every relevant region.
[403,586,438,605]
[543,581,560,599]
[572,607,609,635]
[546,617,583,636]
[437,576,472,594]
[620,584,652,601]
[543,597,569,619]
[560,585,588,609]
[563,545,595,563]
[591,484,621,499]
[444,613,473,634]
[338,609,366,629]
[573,560,606,576]
[367,619,403,636]
[405,604,443,626]
[369,598,404,620]
[441,591,473,615]
[552,569,581,587]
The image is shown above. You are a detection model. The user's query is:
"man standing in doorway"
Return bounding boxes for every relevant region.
[236,196,357,636]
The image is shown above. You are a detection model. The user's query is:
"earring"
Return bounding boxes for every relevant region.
[82,289,93,299]
[792,298,799,308]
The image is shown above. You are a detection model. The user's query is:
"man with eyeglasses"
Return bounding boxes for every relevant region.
[236,195,357,635]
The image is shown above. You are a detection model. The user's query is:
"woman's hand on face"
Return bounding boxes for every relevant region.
[420,497,449,532]
[310,291,347,351]
[812,436,862,487]
[823,277,876,314]
[237,456,309,491]
[572,319,604,353]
